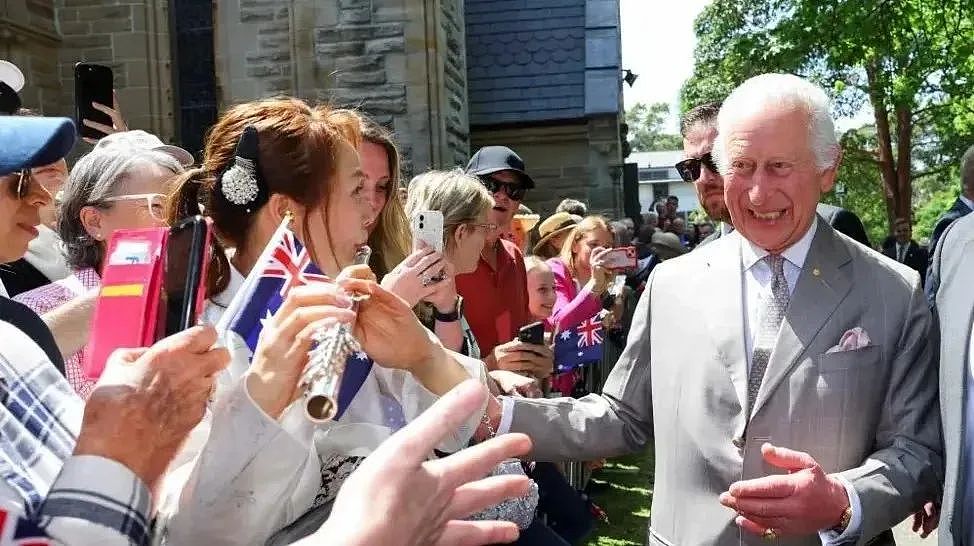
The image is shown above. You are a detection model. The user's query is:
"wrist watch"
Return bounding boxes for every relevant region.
[830,505,853,534]
[433,295,462,322]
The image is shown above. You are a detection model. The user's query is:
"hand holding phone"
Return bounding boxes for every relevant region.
[74,63,114,140]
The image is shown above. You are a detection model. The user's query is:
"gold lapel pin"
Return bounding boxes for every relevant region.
[812,268,821,277]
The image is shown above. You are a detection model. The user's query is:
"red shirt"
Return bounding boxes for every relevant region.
[455,239,531,356]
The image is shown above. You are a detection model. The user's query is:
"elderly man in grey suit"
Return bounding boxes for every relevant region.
[482,74,941,545]
[928,211,974,544]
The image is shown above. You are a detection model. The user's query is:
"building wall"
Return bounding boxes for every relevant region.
[215,0,469,176]
[470,113,624,218]
[2,0,176,145]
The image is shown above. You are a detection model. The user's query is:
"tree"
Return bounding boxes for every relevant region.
[682,0,974,235]
[626,102,683,152]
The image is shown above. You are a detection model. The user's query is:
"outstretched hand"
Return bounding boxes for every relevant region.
[719,443,850,538]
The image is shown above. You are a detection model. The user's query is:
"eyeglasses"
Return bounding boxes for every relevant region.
[469,222,498,232]
[100,193,169,221]
[675,152,720,183]
[479,176,527,201]
[6,170,31,199]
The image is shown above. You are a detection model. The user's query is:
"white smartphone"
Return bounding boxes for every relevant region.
[410,210,444,253]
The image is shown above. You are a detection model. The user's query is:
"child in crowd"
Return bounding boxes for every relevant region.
[524,255,556,323]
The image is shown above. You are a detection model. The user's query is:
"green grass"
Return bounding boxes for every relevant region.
[583,449,655,546]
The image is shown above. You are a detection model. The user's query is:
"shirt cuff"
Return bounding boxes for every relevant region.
[818,475,862,545]
[497,396,515,435]
[43,455,152,545]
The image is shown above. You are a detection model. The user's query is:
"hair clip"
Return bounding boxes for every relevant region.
[220,125,265,212]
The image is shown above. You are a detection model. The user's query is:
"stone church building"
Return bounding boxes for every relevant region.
[1,0,625,216]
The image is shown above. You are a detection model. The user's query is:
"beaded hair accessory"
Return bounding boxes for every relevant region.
[219,125,267,213]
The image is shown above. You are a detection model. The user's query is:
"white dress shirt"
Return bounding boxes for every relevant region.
[965,319,974,543]
[960,194,974,212]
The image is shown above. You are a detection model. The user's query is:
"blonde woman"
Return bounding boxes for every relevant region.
[405,169,495,356]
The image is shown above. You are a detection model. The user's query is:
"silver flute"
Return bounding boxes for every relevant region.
[301,245,372,423]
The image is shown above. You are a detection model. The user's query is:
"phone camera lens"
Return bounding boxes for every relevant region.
[419,222,424,229]
[419,215,425,221]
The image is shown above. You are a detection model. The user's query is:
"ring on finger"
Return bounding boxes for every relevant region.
[762,528,778,541]
[421,272,435,286]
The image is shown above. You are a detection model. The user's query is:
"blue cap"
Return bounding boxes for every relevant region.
[0,116,76,176]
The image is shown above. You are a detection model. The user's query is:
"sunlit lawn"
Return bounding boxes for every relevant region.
[583,449,654,546]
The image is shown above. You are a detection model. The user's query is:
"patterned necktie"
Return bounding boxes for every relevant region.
[746,254,790,416]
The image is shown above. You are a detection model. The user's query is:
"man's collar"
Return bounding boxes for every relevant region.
[741,217,819,271]
[720,222,734,235]
[0,278,7,299]
[959,194,974,212]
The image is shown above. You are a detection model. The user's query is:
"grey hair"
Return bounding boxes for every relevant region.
[59,146,183,270]
[405,169,493,249]
[713,73,839,173]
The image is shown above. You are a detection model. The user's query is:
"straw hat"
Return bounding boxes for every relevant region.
[532,211,581,254]
[650,232,687,260]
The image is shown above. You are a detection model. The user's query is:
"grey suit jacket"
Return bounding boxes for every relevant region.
[931,212,974,545]
[509,219,942,546]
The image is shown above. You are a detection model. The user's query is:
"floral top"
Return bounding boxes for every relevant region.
[14,267,100,399]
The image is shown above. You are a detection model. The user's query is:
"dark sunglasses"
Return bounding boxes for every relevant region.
[479,176,527,201]
[675,152,719,183]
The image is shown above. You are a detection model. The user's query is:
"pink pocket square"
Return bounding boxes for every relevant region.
[826,327,871,353]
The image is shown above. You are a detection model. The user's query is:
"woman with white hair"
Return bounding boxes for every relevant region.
[15,145,183,398]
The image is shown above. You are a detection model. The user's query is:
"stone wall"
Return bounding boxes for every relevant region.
[470,115,624,219]
[216,0,469,177]
[1,0,64,115]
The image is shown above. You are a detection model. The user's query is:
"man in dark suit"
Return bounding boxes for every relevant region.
[881,218,928,285]
[928,210,974,545]
[677,103,872,249]
[928,144,974,268]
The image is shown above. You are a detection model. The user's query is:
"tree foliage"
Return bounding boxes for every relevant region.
[682,0,974,238]
[625,102,683,152]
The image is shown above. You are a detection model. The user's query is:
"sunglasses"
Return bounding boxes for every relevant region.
[675,152,719,183]
[479,176,527,201]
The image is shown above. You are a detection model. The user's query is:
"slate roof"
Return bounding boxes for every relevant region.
[465,0,587,126]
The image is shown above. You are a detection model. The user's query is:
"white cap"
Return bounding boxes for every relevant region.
[94,129,194,167]
[0,60,25,92]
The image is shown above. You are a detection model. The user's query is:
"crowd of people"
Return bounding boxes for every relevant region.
[1,57,974,546]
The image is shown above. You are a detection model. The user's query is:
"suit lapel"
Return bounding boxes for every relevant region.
[703,235,748,411]
[751,222,853,417]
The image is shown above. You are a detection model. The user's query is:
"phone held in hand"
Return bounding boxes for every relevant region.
[410,210,444,253]
[160,216,213,338]
[73,63,113,140]
[600,246,637,270]
[517,321,545,345]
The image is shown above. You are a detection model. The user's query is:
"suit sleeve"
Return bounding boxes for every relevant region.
[837,281,943,543]
[507,268,656,461]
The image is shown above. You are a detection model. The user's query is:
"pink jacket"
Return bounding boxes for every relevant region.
[545,257,602,334]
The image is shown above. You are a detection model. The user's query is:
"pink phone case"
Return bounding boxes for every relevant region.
[602,246,637,270]
[86,228,167,380]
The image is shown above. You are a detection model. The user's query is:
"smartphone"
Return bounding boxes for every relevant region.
[159,216,212,338]
[601,246,637,270]
[74,63,113,140]
[411,210,444,253]
[517,321,545,345]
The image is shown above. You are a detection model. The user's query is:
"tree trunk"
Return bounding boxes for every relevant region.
[865,62,899,233]
[894,104,913,223]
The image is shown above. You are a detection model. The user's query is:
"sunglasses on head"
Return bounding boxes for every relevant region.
[675,152,719,183]
[479,176,527,201]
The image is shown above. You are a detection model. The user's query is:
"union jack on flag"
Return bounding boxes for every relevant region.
[216,217,373,420]
[553,313,605,372]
